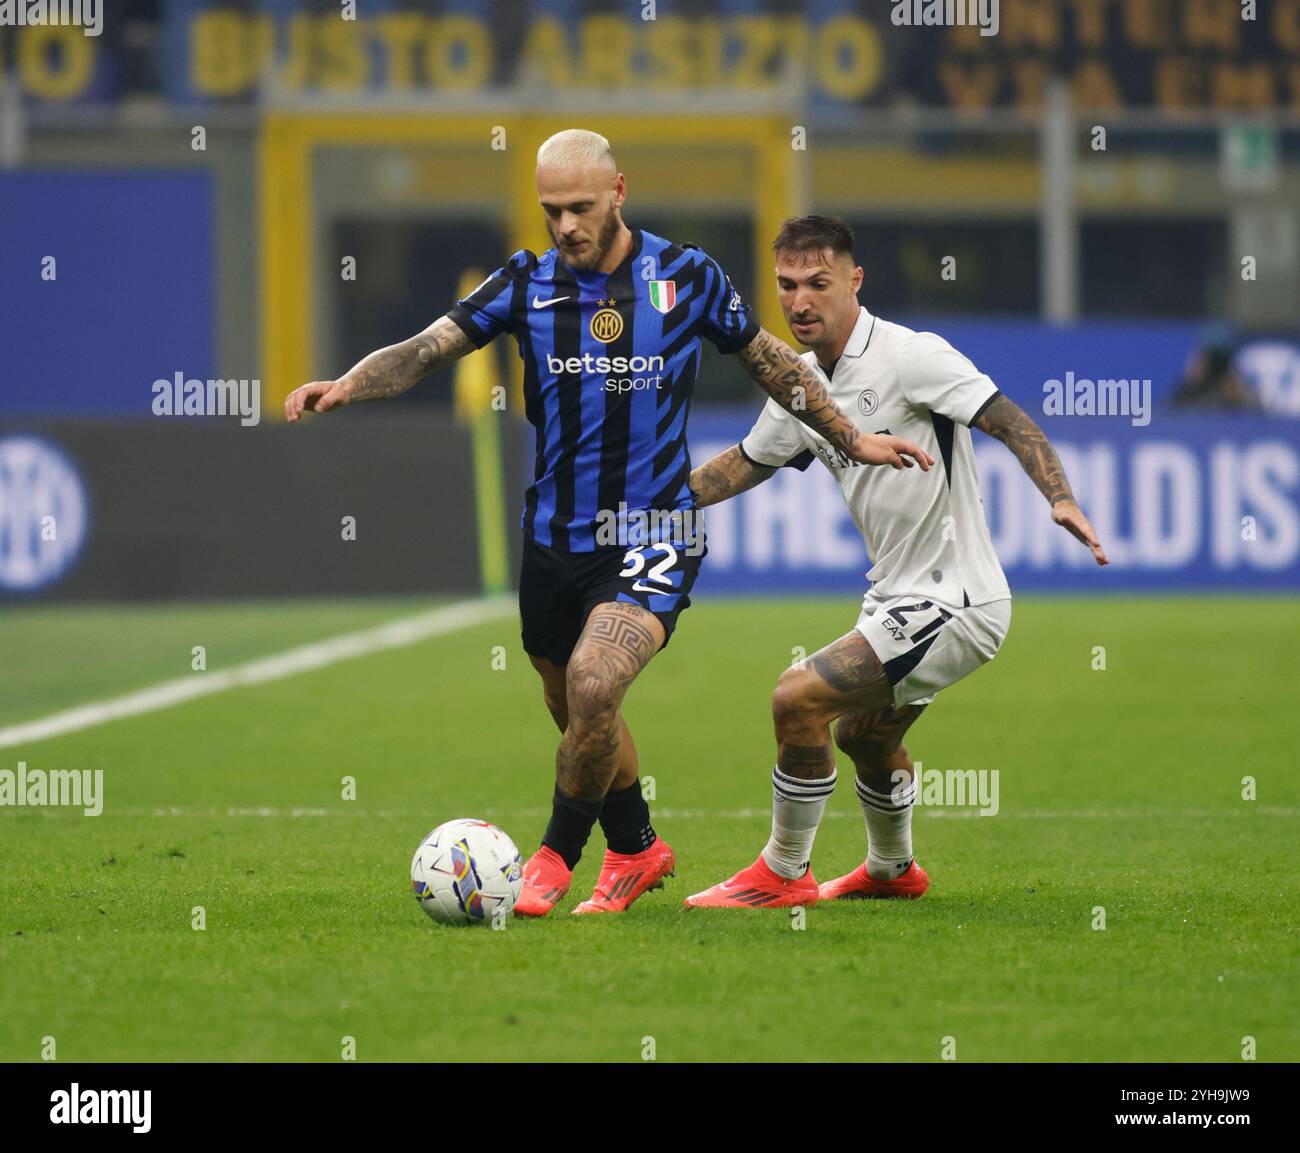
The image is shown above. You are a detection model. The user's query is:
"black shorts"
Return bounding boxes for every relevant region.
[519,534,707,666]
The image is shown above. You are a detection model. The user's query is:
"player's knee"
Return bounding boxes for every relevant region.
[565,662,621,725]
[771,665,822,731]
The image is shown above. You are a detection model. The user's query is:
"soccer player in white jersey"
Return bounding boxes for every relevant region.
[684,215,1108,908]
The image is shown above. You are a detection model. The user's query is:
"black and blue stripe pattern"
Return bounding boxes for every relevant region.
[447,229,758,552]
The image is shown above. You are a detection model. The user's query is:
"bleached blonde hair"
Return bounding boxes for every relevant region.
[536,129,616,172]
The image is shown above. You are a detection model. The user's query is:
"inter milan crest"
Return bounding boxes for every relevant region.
[648,279,677,314]
[590,301,623,343]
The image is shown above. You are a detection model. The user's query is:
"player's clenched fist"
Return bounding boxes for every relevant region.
[847,432,933,471]
[284,380,351,423]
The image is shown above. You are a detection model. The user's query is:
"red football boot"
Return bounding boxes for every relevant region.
[683,854,818,909]
[571,836,676,915]
[513,845,573,917]
[818,859,929,900]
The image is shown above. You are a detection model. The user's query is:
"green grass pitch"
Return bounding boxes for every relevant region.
[1,596,1297,1062]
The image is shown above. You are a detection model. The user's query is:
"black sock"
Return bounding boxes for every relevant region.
[542,785,603,870]
[599,778,656,855]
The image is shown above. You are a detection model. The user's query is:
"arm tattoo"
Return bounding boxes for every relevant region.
[689,445,777,507]
[342,315,472,402]
[736,329,858,453]
[974,393,1076,506]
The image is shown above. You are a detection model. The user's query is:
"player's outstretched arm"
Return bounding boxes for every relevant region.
[689,445,777,507]
[974,393,1109,566]
[737,329,932,471]
[284,315,473,422]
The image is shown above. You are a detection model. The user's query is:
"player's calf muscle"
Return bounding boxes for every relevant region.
[556,705,638,799]
[556,720,620,799]
[854,745,915,794]
[611,715,640,790]
[529,657,569,731]
[834,718,890,764]
[776,740,836,780]
[542,690,568,732]
[834,710,922,790]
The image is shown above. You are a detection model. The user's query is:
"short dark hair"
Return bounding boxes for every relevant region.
[773,214,855,261]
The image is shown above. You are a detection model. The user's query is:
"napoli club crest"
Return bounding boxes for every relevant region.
[857,390,879,416]
[648,280,677,314]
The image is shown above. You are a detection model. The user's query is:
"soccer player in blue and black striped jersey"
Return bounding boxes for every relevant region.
[286,129,930,917]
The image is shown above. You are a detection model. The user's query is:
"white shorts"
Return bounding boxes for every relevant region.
[854,593,1012,708]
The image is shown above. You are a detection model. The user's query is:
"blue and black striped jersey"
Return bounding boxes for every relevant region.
[446,228,759,552]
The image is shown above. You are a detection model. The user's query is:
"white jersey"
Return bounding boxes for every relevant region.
[741,307,1011,609]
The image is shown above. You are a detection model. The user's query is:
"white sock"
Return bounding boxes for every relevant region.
[856,773,915,881]
[761,765,836,879]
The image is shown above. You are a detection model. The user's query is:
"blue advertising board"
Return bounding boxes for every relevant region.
[687,410,1300,595]
[0,171,215,416]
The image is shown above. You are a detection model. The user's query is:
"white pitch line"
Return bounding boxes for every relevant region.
[659,806,1300,820]
[19,805,1297,820]
[0,595,517,750]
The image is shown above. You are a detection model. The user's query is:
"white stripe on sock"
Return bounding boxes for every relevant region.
[763,765,835,880]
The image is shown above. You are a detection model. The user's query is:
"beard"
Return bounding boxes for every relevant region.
[551,207,622,271]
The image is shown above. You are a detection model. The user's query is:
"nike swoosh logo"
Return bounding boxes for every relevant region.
[532,295,571,309]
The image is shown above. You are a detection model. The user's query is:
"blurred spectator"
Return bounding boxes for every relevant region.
[1172,327,1258,411]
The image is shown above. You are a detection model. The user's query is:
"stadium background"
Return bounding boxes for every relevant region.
[4,0,1298,601]
[1,0,1298,1066]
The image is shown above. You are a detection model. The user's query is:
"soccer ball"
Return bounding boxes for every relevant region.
[410,818,523,926]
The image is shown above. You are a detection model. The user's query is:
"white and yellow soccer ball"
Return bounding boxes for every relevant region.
[411,819,522,926]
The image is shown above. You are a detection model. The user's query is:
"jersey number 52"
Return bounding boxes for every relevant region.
[619,544,679,595]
